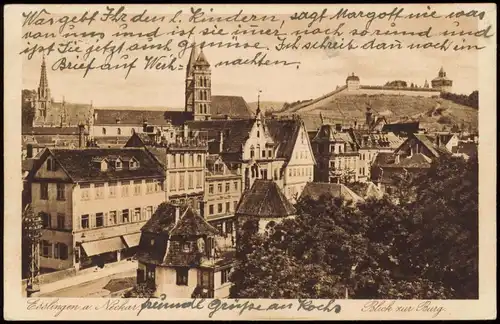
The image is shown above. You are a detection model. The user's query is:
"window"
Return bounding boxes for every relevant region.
[209,205,214,215]
[146,179,154,193]
[196,172,202,189]
[122,182,130,197]
[146,264,156,282]
[81,214,89,229]
[146,206,153,219]
[217,183,222,193]
[197,155,202,166]
[225,183,230,192]
[56,183,65,200]
[154,180,163,192]
[189,154,194,167]
[179,173,185,190]
[109,211,117,225]
[46,159,58,171]
[221,268,231,284]
[40,183,48,200]
[288,168,292,177]
[117,128,121,135]
[208,184,214,194]
[250,146,255,159]
[54,243,68,260]
[176,268,189,286]
[257,130,260,138]
[109,181,117,197]
[96,212,104,227]
[57,213,65,229]
[226,202,230,213]
[233,201,238,211]
[233,181,238,191]
[188,172,194,189]
[180,154,185,166]
[293,168,297,177]
[102,128,107,135]
[170,173,176,191]
[134,208,141,221]
[40,212,50,228]
[182,243,190,252]
[262,150,266,158]
[129,160,140,170]
[41,240,52,258]
[268,150,272,158]
[218,203,223,214]
[122,209,130,222]
[199,270,213,290]
[134,180,142,195]
[95,183,104,199]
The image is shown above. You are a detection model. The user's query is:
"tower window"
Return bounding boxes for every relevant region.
[102,128,106,135]
[117,128,121,135]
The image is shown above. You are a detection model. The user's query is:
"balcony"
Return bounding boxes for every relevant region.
[167,138,208,151]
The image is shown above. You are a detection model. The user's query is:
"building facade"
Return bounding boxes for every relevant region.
[28,148,165,271]
[136,203,234,298]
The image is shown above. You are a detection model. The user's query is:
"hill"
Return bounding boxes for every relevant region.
[247,101,286,114]
[277,93,478,132]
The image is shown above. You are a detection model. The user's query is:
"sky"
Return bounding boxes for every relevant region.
[21,4,482,108]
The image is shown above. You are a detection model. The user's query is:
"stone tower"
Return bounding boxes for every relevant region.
[185,44,212,121]
[431,67,453,93]
[33,56,52,126]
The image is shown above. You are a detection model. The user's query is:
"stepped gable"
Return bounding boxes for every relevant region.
[236,180,296,218]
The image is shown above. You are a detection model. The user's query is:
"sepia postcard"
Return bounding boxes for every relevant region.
[3,3,497,320]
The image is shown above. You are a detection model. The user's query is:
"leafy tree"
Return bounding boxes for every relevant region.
[22,89,35,127]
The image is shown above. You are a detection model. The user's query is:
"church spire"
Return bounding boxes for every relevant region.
[38,55,50,100]
[186,41,198,78]
[256,90,263,117]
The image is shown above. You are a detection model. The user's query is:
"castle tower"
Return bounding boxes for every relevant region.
[431,67,453,93]
[185,44,212,121]
[33,56,52,126]
[346,72,360,91]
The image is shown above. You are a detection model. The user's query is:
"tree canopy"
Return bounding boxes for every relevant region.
[231,155,478,299]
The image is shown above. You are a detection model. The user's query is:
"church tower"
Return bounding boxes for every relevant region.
[431,67,453,93]
[185,43,212,121]
[33,56,52,126]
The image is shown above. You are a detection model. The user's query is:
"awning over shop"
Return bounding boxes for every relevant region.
[122,233,141,248]
[81,237,126,257]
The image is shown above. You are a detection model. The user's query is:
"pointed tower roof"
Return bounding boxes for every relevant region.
[186,42,198,78]
[39,55,49,90]
[236,180,296,218]
[194,48,210,67]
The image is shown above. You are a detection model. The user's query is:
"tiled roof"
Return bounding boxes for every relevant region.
[211,95,253,119]
[452,142,477,157]
[236,180,296,218]
[348,129,403,150]
[373,152,397,166]
[412,134,440,157]
[266,119,302,160]
[22,126,82,135]
[38,148,165,182]
[347,181,383,199]
[94,109,192,126]
[346,74,360,81]
[397,153,432,168]
[186,119,255,154]
[300,182,364,203]
[170,207,219,236]
[382,122,420,135]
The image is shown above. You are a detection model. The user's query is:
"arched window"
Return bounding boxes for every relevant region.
[117,128,121,135]
[256,144,261,159]
[250,146,255,159]
[102,128,106,135]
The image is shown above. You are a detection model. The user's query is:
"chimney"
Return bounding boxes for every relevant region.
[78,123,85,148]
[174,205,181,224]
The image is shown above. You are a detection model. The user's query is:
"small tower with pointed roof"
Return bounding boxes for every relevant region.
[185,43,212,121]
[33,56,53,126]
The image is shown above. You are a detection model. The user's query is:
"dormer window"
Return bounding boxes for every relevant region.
[115,160,122,170]
[129,157,140,170]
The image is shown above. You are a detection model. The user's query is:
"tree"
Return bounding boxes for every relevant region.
[22,89,35,127]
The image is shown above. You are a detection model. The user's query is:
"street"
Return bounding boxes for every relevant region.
[40,268,136,298]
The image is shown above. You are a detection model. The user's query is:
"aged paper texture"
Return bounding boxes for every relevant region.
[4,3,497,320]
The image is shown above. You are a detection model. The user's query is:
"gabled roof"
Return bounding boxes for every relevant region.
[236,180,296,218]
[300,182,364,203]
[186,119,255,154]
[33,148,165,182]
[397,153,432,168]
[94,109,190,126]
[412,133,440,157]
[211,95,253,119]
[194,50,210,67]
[265,119,302,160]
[347,181,384,199]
